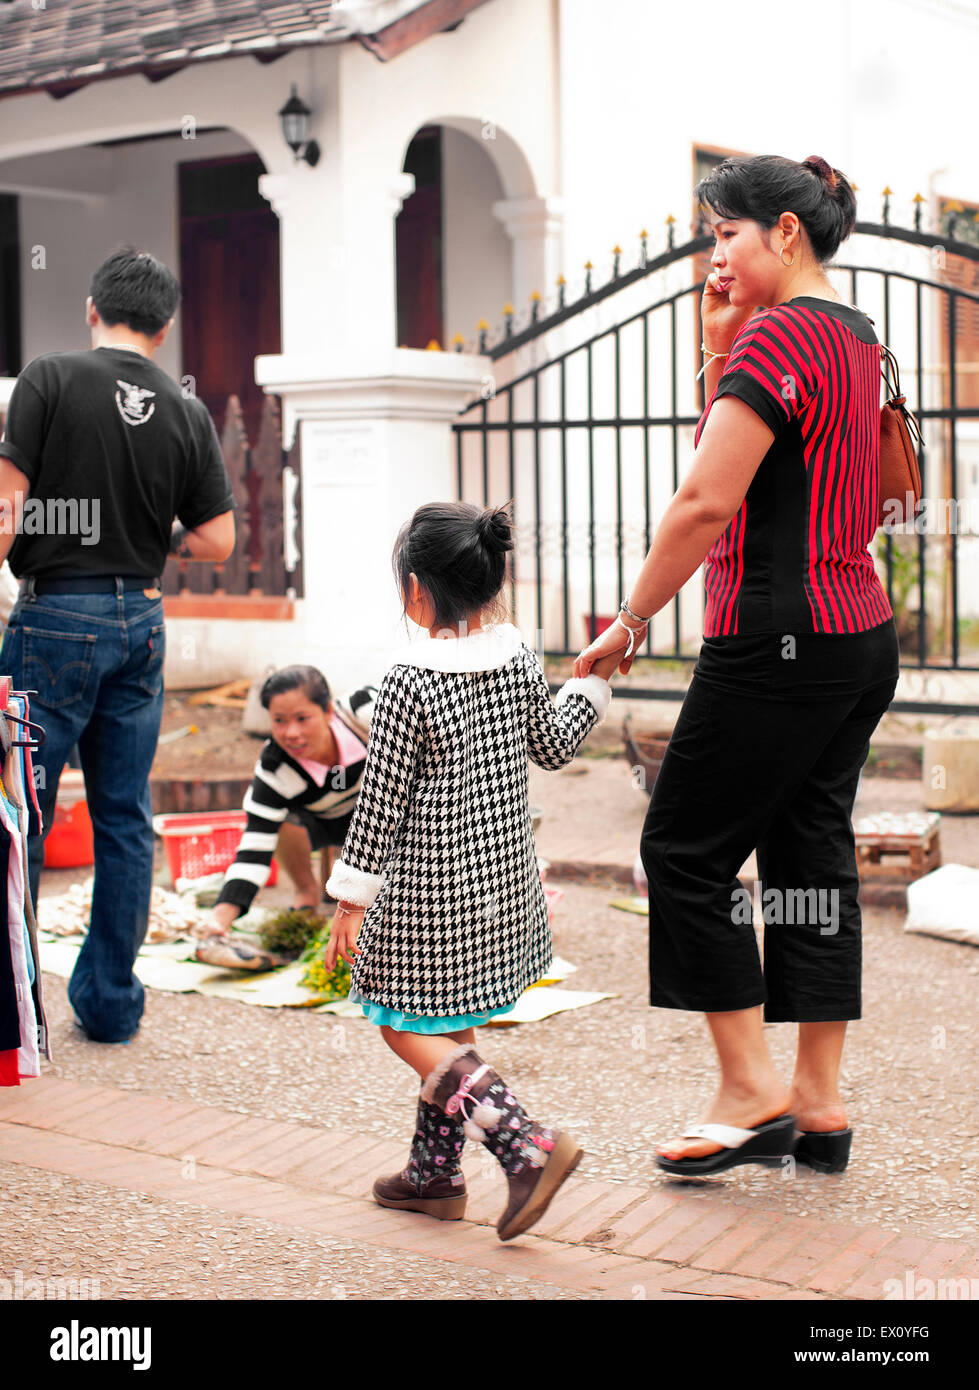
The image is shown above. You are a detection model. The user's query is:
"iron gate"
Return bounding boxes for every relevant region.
[453,210,979,713]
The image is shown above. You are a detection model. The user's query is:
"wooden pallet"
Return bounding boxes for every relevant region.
[854,811,942,882]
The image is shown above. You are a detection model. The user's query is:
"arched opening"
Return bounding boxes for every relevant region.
[395,121,516,351]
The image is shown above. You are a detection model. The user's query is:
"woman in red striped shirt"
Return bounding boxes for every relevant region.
[575,154,899,1178]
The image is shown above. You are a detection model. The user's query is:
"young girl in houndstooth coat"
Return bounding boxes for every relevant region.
[323,500,622,1242]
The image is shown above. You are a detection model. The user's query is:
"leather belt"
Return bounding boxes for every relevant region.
[20,576,161,595]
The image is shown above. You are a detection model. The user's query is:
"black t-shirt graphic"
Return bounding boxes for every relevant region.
[0,346,233,578]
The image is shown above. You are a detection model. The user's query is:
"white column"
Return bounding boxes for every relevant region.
[254,346,490,691]
[260,163,417,360]
[492,194,565,314]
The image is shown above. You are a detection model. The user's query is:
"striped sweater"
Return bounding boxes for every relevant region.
[696,297,893,637]
[216,686,377,915]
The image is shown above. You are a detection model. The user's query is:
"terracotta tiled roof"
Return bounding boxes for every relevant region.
[0,0,348,99]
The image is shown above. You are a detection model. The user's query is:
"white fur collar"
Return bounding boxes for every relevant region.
[393,622,524,673]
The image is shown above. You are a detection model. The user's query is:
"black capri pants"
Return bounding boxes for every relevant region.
[640,621,899,1022]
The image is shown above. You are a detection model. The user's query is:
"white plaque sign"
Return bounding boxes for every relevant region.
[303,421,378,486]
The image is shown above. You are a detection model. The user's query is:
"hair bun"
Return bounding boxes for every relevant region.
[475,504,514,556]
[803,155,839,192]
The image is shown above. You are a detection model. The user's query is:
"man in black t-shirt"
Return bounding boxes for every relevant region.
[0,248,235,1043]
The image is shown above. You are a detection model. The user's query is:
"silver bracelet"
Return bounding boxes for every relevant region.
[619,598,651,625]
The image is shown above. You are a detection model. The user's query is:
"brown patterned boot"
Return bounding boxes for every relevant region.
[372,1091,468,1220]
[421,1044,583,1242]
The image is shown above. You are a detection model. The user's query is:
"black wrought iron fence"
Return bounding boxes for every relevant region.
[453,205,979,704]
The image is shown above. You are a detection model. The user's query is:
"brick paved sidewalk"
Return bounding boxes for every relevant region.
[3,1076,976,1301]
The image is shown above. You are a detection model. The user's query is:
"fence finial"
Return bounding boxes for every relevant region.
[665,213,675,250]
[912,191,925,231]
[944,199,963,238]
[584,260,593,294]
[612,244,622,278]
[503,303,514,338]
[530,290,541,324]
[557,273,566,309]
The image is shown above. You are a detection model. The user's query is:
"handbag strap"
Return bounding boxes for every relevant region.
[880,342,902,398]
[879,343,923,449]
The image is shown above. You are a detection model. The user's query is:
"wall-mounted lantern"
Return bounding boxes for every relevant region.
[278,85,320,167]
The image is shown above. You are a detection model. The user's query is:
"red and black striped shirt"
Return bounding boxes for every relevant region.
[694,297,893,637]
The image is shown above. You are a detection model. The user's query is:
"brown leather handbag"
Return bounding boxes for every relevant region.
[878,343,923,528]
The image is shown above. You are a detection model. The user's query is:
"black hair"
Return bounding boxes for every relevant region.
[694,154,857,264]
[89,247,181,336]
[260,665,332,712]
[392,500,514,627]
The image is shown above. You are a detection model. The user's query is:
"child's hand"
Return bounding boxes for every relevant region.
[324,904,364,969]
[574,617,646,678]
[592,645,629,681]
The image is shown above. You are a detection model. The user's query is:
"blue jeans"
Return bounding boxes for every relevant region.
[0,586,166,1042]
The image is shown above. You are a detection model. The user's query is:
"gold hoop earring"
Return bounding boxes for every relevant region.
[780,245,795,267]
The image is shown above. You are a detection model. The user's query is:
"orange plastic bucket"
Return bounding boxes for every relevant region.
[44,771,95,869]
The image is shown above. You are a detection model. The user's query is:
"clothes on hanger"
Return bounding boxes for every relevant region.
[0,685,49,1086]
[6,698,48,1059]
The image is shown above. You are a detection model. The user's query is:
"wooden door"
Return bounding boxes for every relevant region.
[0,193,20,379]
[179,156,281,444]
[396,126,444,348]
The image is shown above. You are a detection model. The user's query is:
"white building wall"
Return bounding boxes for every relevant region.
[554,0,978,297]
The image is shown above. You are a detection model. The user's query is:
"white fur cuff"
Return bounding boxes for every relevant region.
[420,1043,475,1104]
[555,674,611,723]
[325,860,385,908]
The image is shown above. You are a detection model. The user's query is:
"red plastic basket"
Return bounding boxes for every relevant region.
[152,811,278,887]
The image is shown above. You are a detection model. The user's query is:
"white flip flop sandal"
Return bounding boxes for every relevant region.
[655,1113,797,1176]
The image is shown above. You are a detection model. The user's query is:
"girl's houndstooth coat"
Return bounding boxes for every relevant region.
[325,624,611,1017]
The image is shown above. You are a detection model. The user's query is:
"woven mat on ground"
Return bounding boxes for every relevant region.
[36,931,615,1023]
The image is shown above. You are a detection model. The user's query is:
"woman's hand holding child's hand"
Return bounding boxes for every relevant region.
[591,646,628,681]
[574,617,644,680]
[324,902,364,969]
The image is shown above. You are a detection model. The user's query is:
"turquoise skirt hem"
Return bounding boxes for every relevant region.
[348,986,515,1033]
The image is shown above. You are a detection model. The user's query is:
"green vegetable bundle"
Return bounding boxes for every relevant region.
[257,907,323,957]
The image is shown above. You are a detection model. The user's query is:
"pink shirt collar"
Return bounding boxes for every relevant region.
[294,712,366,785]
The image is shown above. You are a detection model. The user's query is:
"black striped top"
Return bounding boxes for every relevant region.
[215,686,377,915]
[695,298,893,636]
